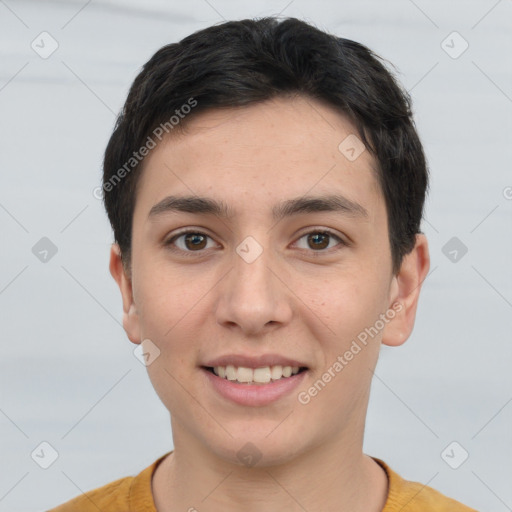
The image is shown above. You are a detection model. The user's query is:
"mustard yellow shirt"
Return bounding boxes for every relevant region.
[47,453,477,511]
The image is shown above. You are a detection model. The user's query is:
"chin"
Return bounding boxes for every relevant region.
[199,423,309,469]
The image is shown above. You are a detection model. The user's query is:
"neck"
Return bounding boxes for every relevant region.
[152,421,388,512]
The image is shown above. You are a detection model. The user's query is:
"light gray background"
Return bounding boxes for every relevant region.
[1,0,511,510]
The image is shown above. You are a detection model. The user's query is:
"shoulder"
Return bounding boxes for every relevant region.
[47,452,170,512]
[47,476,134,511]
[373,458,478,511]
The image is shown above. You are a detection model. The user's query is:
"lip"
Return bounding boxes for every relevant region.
[201,367,308,407]
[202,353,307,369]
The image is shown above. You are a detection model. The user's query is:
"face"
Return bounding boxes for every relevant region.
[111,95,426,467]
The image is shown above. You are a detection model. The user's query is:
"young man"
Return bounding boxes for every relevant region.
[49,17,476,512]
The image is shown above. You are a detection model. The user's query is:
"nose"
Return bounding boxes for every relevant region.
[215,241,293,337]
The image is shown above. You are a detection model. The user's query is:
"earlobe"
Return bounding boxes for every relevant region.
[382,234,430,347]
[109,243,142,345]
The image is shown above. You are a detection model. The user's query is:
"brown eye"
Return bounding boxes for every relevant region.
[307,232,330,250]
[295,230,343,252]
[183,233,208,250]
[166,231,216,254]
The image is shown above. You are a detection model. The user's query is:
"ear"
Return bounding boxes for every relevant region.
[382,234,430,347]
[109,243,141,345]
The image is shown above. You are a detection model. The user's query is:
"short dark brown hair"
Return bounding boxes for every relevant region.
[102,16,428,274]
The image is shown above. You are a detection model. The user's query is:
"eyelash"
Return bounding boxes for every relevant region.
[164,228,347,258]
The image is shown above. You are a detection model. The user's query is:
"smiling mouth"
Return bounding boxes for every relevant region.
[203,365,308,385]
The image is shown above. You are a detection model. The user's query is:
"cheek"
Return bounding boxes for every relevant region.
[141,305,203,422]
[134,276,206,414]
[135,257,206,338]
[310,269,389,341]
[299,279,387,417]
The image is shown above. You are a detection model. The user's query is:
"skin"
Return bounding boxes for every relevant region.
[110,95,430,511]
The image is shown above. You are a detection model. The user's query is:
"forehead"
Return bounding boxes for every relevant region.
[135,95,382,220]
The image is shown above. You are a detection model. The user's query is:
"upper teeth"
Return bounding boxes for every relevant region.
[213,365,300,384]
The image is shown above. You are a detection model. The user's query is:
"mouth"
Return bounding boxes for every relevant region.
[202,364,308,385]
[200,358,309,406]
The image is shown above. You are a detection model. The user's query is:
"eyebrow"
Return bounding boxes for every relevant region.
[148,194,369,222]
